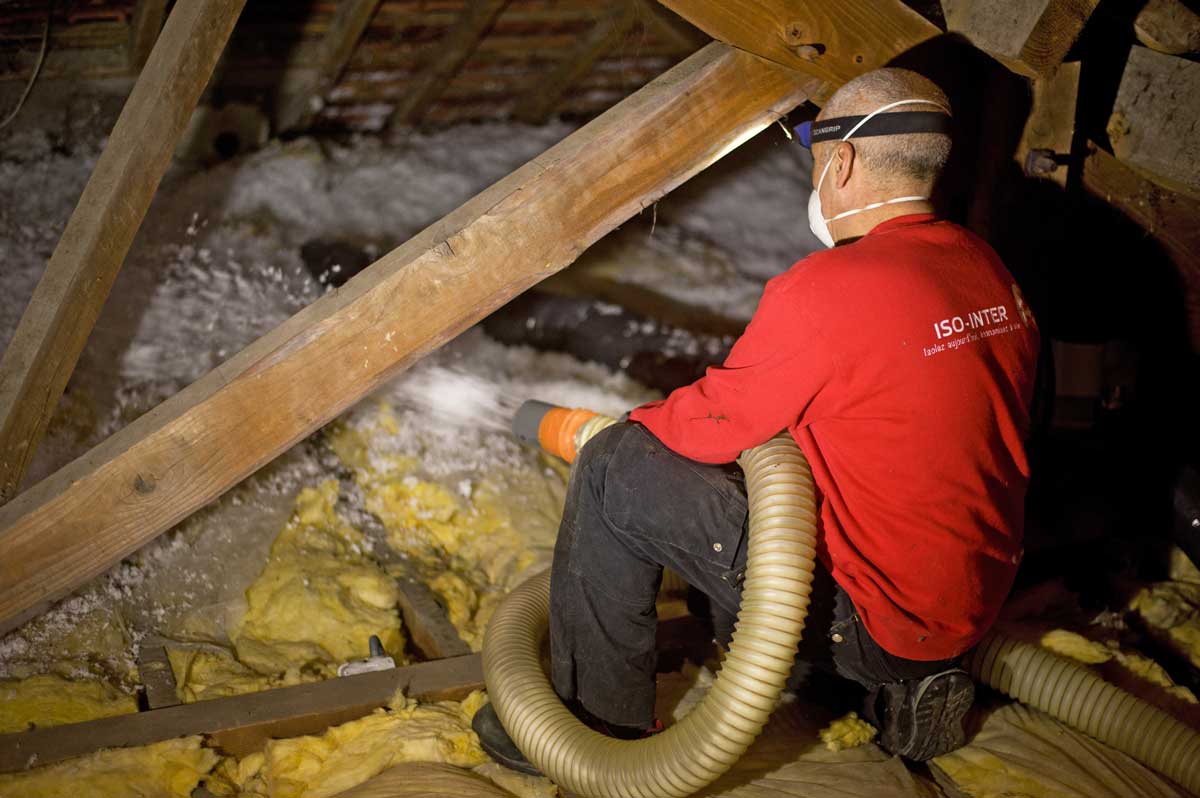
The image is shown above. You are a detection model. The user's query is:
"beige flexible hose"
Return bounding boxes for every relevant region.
[967,631,1200,793]
[486,412,1200,796]
[483,432,818,798]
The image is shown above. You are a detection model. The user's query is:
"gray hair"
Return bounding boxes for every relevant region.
[818,68,952,184]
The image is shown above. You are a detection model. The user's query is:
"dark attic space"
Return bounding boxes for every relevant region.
[0,1,1199,796]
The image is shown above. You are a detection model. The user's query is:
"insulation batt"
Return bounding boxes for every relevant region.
[818,711,877,751]
[0,737,218,797]
[0,673,137,733]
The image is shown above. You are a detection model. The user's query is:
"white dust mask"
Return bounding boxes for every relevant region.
[807,98,949,248]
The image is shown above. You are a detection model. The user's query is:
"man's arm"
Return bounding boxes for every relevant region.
[629,279,834,463]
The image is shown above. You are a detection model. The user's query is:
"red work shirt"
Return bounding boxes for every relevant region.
[630,214,1038,660]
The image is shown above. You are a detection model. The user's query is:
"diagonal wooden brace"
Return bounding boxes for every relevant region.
[0,43,822,637]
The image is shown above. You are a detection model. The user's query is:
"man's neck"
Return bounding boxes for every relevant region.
[828,198,934,244]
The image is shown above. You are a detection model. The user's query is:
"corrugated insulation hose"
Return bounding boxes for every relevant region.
[486,404,1200,796]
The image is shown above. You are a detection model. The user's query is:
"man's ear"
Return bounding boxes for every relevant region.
[833,142,855,189]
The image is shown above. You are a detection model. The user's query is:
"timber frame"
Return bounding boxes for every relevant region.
[1,0,1199,772]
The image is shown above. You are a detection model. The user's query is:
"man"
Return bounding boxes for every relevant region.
[476,67,1038,768]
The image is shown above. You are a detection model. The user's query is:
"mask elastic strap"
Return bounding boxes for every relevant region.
[826,195,929,223]
[816,98,949,225]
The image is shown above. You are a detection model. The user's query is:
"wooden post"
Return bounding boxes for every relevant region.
[656,0,939,101]
[1107,46,1200,199]
[940,0,1099,78]
[127,0,169,71]
[0,0,248,506]
[276,0,384,133]
[0,44,821,637]
[514,2,639,125]
[387,0,510,130]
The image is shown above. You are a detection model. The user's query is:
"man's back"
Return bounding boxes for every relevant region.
[632,213,1039,660]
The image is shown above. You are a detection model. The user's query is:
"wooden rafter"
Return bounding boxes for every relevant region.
[656,0,939,102]
[276,0,384,132]
[941,0,1099,78]
[387,0,511,130]
[514,2,640,125]
[1015,61,1081,189]
[0,0,248,507]
[126,0,168,71]
[0,43,821,637]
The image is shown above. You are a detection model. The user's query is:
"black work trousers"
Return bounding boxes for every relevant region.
[549,422,960,728]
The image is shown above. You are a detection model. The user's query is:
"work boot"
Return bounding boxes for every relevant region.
[472,701,662,776]
[863,668,974,761]
[472,703,542,776]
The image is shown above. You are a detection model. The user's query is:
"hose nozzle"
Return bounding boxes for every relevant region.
[511,400,615,463]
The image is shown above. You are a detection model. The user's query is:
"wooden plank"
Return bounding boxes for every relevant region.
[1107,46,1200,200]
[136,643,181,710]
[276,0,384,132]
[1082,142,1200,353]
[0,44,820,637]
[0,654,484,772]
[391,566,473,660]
[656,0,938,100]
[514,2,639,125]
[941,0,1098,78]
[387,0,510,129]
[0,0,247,507]
[126,0,169,71]
[1015,61,1081,188]
[1135,0,1200,56]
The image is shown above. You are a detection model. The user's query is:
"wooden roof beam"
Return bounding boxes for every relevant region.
[276,0,384,133]
[655,0,940,103]
[0,43,821,637]
[387,0,510,130]
[1107,46,1200,200]
[127,0,168,71]
[941,0,1099,78]
[0,0,247,507]
[514,2,640,125]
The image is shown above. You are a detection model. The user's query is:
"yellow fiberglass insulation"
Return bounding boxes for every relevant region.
[330,418,558,649]
[0,736,218,798]
[166,647,322,704]
[204,692,488,798]
[819,711,877,752]
[0,673,137,733]
[1038,628,1197,706]
[1129,581,1200,670]
[167,480,406,701]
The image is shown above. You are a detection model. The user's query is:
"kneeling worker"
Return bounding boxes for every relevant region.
[477,67,1039,768]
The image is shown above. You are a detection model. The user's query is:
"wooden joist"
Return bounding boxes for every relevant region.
[656,0,939,101]
[514,2,639,125]
[0,0,247,507]
[126,0,168,71]
[940,0,1099,78]
[387,0,510,129]
[0,43,820,637]
[276,0,384,132]
[0,654,484,772]
[1107,46,1200,200]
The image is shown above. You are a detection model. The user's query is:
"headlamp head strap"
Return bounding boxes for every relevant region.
[796,110,951,148]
